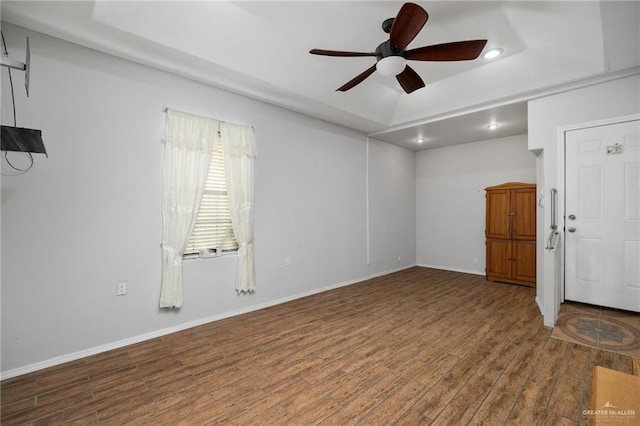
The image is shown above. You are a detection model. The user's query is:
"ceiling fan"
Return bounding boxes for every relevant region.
[309,2,488,94]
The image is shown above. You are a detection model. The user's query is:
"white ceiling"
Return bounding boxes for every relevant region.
[2,1,639,150]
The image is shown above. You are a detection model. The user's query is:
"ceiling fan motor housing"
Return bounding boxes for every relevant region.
[375,40,401,60]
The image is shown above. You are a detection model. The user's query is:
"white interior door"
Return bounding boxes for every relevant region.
[565,119,640,312]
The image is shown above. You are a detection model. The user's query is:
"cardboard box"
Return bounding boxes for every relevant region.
[588,366,640,425]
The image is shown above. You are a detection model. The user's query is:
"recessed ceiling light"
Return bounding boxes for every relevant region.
[416,137,425,143]
[487,123,499,130]
[483,48,503,59]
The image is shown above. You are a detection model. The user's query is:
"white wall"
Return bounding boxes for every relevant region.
[368,139,417,272]
[535,150,545,314]
[528,73,640,327]
[416,135,536,274]
[0,24,417,376]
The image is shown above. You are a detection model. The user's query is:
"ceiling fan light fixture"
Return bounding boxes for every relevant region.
[310,3,487,94]
[483,48,503,59]
[376,56,406,77]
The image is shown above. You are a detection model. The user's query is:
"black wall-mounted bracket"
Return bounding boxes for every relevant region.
[1,37,30,96]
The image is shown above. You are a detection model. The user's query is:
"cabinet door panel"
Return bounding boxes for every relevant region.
[486,190,511,239]
[512,189,537,240]
[486,239,511,280]
[513,240,536,286]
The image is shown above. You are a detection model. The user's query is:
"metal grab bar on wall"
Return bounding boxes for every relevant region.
[546,229,560,250]
[545,188,559,250]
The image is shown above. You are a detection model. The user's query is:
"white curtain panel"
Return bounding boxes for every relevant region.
[160,110,219,308]
[221,122,257,292]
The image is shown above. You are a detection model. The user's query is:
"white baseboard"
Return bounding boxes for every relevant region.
[368,263,417,279]
[1,264,417,380]
[417,263,485,276]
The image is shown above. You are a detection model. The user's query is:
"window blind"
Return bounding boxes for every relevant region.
[185,140,238,254]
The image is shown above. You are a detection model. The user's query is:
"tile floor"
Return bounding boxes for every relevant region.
[552,302,640,359]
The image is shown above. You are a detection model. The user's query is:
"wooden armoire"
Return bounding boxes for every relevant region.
[485,182,536,287]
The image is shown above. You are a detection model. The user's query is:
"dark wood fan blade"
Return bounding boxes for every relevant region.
[405,40,488,61]
[337,65,377,92]
[396,65,425,94]
[389,3,429,52]
[310,49,376,57]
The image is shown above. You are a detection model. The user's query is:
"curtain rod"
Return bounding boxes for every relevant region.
[162,107,254,131]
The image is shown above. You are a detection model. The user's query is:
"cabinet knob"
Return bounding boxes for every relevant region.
[568,227,576,233]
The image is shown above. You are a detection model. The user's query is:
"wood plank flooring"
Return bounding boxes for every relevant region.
[1,267,636,425]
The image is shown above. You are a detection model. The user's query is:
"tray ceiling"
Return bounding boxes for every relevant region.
[1,1,638,150]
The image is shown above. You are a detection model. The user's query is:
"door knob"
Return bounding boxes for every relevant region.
[568,214,576,220]
[568,227,576,233]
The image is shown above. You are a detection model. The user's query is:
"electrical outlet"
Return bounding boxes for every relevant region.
[117,281,127,296]
[397,256,401,262]
[285,257,291,266]
[473,258,479,265]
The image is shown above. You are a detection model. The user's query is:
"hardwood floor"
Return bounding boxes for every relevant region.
[1,267,635,425]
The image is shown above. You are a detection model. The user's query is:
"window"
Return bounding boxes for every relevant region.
[161,109,256,305]
[184,135,238,255]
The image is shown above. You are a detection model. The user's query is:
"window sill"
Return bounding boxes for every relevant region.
[183,250,238,261]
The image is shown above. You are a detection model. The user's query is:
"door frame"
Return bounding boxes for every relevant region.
[556,113,640,312]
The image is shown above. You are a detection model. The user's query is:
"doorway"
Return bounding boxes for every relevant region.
[564,118,640,312]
